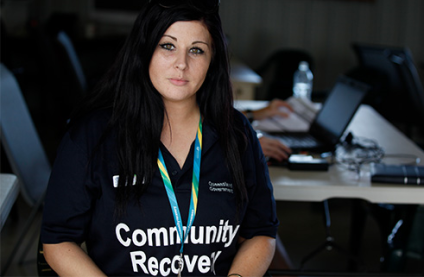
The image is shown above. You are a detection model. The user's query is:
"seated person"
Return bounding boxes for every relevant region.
[242,99,293,162]
[41,2,280,276]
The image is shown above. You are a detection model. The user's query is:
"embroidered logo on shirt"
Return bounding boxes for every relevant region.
[112,175,139,188]
[208,181,234,194]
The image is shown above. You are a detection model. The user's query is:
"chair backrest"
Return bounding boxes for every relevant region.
[56,30,87,94]
[390,49,424,122]
[350,43,424,126]
[0,63,51,207]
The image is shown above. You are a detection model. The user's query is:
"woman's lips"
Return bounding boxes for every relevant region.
[169,78,188,86]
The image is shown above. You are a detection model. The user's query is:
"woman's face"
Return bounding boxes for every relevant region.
[149,20,213,104]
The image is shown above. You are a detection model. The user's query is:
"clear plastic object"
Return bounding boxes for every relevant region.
[293,61,313,100]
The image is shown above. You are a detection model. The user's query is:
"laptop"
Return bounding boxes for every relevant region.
[269,75,370,153]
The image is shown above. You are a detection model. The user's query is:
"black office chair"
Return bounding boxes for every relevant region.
[391,48,424,133]
[346,43,424,272]
[25,20,89,163]
[255,49,315,101]
[346,43,424,141]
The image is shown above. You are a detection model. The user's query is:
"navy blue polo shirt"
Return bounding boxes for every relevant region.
[41,109,279,276]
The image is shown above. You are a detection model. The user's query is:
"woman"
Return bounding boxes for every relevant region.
[41,1,279,276]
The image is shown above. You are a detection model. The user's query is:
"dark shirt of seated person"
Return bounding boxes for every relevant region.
[242,99,293,162]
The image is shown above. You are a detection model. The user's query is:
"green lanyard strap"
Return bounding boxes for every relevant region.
[157,117,202,255]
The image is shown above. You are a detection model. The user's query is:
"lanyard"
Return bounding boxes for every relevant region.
[157,117,202,258]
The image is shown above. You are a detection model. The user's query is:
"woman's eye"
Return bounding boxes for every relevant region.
[159,43,174,51]
[190,47,204,55]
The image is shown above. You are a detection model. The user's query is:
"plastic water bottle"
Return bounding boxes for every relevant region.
[292,61,313,100]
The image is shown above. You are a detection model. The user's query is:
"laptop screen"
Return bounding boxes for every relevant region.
[310,76,369,145]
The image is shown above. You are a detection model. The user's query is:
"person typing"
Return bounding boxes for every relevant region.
[242,99,293,162]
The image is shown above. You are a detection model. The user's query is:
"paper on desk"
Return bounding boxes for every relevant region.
[252,97,320,132]
[252,112,310,132]
[287,96,319,123]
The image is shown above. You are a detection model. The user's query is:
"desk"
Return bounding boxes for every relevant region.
[268,105,424,204]
[0,173,19,230]
[237,101,424,275]
[230,58,262,100]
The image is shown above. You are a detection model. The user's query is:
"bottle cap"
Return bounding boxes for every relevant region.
[299,61,309,70]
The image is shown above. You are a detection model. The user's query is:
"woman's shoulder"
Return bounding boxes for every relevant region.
[232,108,256,137]
[232,108,250,127]
[67,108,113,142]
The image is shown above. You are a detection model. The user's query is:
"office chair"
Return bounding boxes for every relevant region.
[391,48,424,131]
[255,49,315,101]
[346,44,424,272]
[28,24,87,139]
[56,30,87,97]
[348,43,424,141]
[48,29,87,122]
[299,200,363,270]
[0,63,52,275]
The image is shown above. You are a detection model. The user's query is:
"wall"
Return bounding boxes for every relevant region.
[2,0,423,92]
[219,0,424,90]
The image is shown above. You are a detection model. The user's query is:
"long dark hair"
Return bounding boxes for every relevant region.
[72,2,247,216]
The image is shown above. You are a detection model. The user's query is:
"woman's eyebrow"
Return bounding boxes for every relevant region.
[193,41,210,47]
[162,35,210,47]
[163,34,177,41]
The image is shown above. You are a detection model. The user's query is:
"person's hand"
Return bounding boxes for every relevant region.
[253,99,294,121]
[258,135,291,161]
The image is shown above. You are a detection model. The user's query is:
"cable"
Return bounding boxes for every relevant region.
[336,134,384,175]
[336,133,420,176]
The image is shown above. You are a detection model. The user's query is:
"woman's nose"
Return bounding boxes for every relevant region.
[174,51,188,71]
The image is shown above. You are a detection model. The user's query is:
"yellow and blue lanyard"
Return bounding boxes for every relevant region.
[157,118,202,263]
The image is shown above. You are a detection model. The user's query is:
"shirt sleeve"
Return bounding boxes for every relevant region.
[41,125,100,245]
[237,113,280,239]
